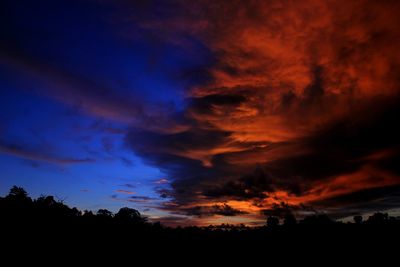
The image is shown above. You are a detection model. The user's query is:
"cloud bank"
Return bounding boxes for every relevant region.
[124,0,400,223]
[2,0,400,225]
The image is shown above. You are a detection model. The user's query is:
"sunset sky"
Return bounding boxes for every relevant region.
[1,0,400,226]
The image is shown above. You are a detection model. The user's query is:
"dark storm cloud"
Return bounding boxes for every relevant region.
[310,184,400,219]
[189,93,247,115]
[306,98,400,163]
[204,166,274,200]
[122,0,400,224]
[313,185,400,210]
[208,96,400,197]
[128,127,233,155]
[125,123,274,206]
[374,152,400,176]
[180,204,247,217]
[154,186,175,200]
[127,93,400,218]
[261,202,316,218]
[125,127,233,204]
[260,185,400,220]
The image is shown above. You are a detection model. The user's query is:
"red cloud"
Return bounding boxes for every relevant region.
[127,0,400,224]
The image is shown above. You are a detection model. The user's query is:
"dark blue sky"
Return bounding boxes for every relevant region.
[0,0,213,220]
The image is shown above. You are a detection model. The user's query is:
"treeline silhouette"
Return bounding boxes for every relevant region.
[1,185,400,256]
[2,186,398,227]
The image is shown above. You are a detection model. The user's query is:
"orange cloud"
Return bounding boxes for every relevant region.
[154,178,169,184]
[128,0,400,224]
[189,0,400,144]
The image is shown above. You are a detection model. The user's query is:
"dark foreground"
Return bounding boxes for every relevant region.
[2,186,399,261]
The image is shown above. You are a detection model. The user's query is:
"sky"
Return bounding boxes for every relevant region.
[1,0,400,226]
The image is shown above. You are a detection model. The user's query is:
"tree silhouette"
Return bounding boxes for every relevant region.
[353,215,363,224]
[7,186,28,199]
[267,216,279,228]
[1,184,399,249]
[367,212,389,224]
[36,195,57,207]
[4,186,32,219]
[97,209,113,218]
[115,207,146,224]
[300,214,334,226]
[283,213,297,226]
[83,210,94,217]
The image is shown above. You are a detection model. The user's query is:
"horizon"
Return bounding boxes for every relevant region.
[1,0,400,227]
[2,185,399,228]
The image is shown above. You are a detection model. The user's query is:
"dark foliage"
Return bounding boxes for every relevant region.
[1,186,399,259]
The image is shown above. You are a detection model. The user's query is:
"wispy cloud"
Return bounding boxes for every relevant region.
[0,138,95,165]
[154,178,169,184]
[119,183,136,189]
[0,52,144,123]
[127,195,157,203]
[115,189,136,195]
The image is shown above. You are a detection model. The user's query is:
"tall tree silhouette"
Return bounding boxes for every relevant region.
[353,215,363,224]
[7,186,29,199]
[115,207,147,224]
